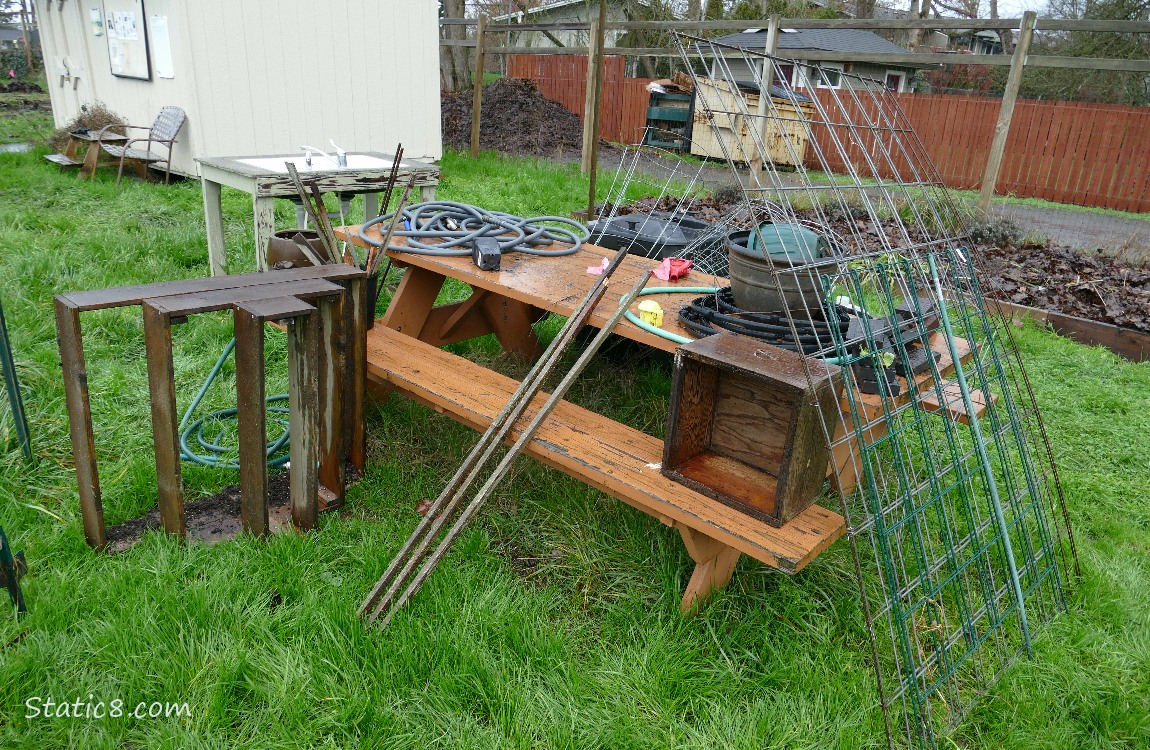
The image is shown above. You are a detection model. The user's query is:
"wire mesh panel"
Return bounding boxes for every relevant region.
[672,33,1079,749]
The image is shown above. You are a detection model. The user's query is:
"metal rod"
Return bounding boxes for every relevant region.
[359,248,631,619]
[370,268,652,626]
[285,162,339,263]
[377,145,404,218]
[928,255,1033,655]
[0,298,31,462]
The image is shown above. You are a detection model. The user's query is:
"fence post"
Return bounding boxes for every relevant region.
[749,15,781,181]
[470,15,489,159]
[977,11,1035,214]
[581,9,606,178]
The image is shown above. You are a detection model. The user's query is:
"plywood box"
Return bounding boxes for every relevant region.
[690,78,814,167]
[663,332,841,526]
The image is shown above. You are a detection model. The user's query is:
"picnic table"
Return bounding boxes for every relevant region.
[44,130,128,178]
[340,222,848,611]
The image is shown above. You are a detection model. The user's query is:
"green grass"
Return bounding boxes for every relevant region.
[0,92,52,145]
[0,147,1147,748]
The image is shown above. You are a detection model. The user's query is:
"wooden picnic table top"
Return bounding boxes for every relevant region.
[341,222,728,352]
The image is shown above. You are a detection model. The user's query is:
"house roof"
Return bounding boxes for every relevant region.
[492,0,650,22]
[714,28,909,56]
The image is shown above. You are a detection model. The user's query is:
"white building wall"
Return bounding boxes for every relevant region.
[34,0,442,176]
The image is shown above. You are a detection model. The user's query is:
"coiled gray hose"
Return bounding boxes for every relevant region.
[357,200,587,257]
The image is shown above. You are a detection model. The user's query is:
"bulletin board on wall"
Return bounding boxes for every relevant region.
[103,0,151,80]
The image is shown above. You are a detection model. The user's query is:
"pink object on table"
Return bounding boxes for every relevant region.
[587,257,609,275]
[651,258,692,282]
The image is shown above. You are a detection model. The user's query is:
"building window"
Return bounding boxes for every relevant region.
[759,61,796,89]
[814,63,843,89]
[884,71,906,93]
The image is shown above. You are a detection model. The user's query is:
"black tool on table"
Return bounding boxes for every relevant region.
[471,237,502,272]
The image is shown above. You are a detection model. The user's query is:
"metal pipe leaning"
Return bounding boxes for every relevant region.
[365,266,653,626]
[358,248,632,620]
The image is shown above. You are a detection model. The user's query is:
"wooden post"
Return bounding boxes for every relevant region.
[142,304,186,540]
[469,15,489,159]
[233,307,270,536]
[54,299,105,549]
[581,5,606,178]
[977,11,1036,214]
[19,1,33,74]
[748,15,781,180]
[288,309,321,531]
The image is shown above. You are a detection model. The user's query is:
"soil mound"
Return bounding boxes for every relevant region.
[442,77,596,158]
[1,81,43,93]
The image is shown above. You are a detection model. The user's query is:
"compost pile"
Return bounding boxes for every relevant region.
[606,194,1150,332]
[442,78,592,157]
[0,81,43,93]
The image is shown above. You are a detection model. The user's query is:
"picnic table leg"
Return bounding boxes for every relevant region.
[482,295,545,360]
[379,265,446,339]
[677,524,742,613]
[202,179,228,276]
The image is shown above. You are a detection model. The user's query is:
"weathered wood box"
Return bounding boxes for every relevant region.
[663,332,841,527]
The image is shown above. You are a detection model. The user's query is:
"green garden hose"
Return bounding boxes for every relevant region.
[178,338,290,469]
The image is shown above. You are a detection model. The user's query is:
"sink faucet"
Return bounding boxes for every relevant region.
[329,139,348,168]
[300,144,342,168]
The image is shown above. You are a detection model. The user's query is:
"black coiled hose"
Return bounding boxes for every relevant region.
[356,200,588,257]
[679,287,850,354]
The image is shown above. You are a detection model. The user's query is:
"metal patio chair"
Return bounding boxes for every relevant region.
[94,105,187,185]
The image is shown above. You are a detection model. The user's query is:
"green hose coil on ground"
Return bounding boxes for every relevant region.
[178,338,290,469]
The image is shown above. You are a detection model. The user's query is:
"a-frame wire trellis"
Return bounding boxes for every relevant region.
[671,33,1079,749]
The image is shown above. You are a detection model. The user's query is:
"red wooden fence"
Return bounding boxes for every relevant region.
[506,54,1150,213]
[507,54,653,146]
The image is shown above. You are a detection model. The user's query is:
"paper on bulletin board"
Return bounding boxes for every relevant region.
[150,16,174,78]
[103,0,151,80]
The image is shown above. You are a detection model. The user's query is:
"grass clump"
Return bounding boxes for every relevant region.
[47,100,126,153]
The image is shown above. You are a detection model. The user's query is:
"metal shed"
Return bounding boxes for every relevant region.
[33,0,443,177]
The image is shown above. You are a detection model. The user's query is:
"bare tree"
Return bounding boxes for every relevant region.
[441,0,472,92]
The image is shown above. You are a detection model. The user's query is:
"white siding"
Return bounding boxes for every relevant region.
[34,0,442,176]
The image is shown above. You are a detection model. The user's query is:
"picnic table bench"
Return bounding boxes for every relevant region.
[341,223,847,611]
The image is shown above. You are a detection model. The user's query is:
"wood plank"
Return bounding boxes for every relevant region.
[60,264,362,312]
[918,380,996,425]
[233,306,270,536]
[288,308,321,531]
[365,326,846,574]
[54,299,105,549]
[141,304,186,540]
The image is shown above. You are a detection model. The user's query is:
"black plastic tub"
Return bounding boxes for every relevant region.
[588,211,722,261]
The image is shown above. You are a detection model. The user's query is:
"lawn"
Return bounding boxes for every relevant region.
[0,147,1147,749]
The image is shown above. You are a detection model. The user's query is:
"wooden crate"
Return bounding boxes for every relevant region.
[690,78,814,167]
[663,332,841,527]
